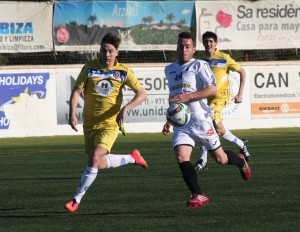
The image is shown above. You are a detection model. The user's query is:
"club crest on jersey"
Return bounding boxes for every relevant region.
[95,79,113,96]
[206,59,226,67]
[212,60,218,66]
[113,71,121,79]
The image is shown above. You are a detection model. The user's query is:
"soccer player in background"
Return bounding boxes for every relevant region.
[65,33,148,213]
[162,31,251,208]
[195,31,251,171]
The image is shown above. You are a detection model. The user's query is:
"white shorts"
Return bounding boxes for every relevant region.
[172,119,221,151]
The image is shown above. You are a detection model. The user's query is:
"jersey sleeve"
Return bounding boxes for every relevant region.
[75,65,88,89]
[124,67,142,93]
[225,54,241,72]
[198,61,216,86]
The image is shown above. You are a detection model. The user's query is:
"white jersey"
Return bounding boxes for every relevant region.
[165,58,220,150]
[165,58,215,123]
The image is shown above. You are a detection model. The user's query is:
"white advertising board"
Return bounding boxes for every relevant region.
[0,2,53,53]
[55,66,250,125]
[0,69,56,130]
[196,0,300,50]
[248,65,300,118]
[0,62,299,138]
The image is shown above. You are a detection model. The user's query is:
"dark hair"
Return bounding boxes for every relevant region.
[101,33,121,49]
[177,31,195,45]
[202,31,218,42]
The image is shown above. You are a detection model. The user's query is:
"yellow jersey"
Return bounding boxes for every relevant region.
[203,49,241,100]
[75,59,142,129]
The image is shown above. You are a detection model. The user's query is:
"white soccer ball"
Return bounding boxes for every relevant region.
[166,103,191,127]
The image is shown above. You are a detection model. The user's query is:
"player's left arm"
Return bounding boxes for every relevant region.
[117,67,147,126]
[226,54,246,104]
[169,84,216,104]
[117,86,147,127]
[234,66,246,104]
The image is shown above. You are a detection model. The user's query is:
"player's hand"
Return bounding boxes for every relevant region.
[234,94,243,104]
[162,121,172,136]
[68,114,78,132]
[169,93,190,103]
[117,106,128,127]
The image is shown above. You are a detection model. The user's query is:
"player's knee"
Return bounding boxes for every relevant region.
[89,152,106,168]
[216,131,223,136]
[176,153,190,163]
[177,155,185,163]
[217,158,227,165]
[215,127,225,136]
[212,153,228,165]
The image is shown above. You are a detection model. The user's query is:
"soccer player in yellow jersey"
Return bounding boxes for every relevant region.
[65,33,148,213]
[195,31,251,171]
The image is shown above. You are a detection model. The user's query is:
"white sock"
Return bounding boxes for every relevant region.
[74,166,98,204]
[199,146,208,162]
[105,154,135,168]
[221,130,244,149]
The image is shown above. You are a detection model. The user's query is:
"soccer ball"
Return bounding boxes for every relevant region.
[166,103,191,127]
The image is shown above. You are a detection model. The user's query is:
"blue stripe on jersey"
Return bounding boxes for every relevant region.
[203,59,226,67]
[88,69,127,81]
[184,59,198,72]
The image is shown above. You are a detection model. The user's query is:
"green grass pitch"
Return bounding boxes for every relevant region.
[0,128,299,232]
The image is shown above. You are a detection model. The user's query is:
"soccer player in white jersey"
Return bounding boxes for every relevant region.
[64,33,148,213]
[162,31,251,209]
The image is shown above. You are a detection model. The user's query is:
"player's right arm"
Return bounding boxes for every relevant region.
[68,86,82,132]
